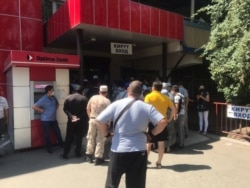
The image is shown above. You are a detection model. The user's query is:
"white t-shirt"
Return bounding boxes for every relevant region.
[174,93,186,115]
[0,96,9,118]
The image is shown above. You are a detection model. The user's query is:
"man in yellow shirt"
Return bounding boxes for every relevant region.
[144,81,175,168]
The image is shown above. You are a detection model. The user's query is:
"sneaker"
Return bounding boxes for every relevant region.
[156,162,162,169]
[197,131,202,133]
[84,154,93,163]
[165,147,171,153]
[46,148,53,154]
[203,132,207,135]
[95,158,105,166]
[75,153,82,158]
[60,154,68,160]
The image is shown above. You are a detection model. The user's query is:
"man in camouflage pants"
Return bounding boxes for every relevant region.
[85,85,111,165]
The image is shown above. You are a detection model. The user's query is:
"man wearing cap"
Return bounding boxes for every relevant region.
[161,82,173,100]
[60,85,88,159]
[85,85,111,165]
[96,80,167,188]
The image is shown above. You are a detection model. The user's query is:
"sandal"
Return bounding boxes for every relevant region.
[156,162,162,169]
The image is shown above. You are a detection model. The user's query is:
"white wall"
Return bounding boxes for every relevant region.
[55,69,69,140]
[7,67,31,149]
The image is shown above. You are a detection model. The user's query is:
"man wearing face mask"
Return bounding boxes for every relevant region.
[33,85,64,154]
[196,85,210,134]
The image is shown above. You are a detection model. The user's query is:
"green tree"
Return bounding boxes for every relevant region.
[198,0,250,104]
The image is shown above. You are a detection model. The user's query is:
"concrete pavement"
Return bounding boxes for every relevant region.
[1,131,250,188]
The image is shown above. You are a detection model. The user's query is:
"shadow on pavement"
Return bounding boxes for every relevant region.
[148,164,211,172]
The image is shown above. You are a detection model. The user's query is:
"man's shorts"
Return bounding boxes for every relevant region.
[147,122,168,143]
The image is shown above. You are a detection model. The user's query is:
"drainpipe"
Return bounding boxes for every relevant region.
[191,0,195,20]
[76,29,84,86]
[162,43,167,81]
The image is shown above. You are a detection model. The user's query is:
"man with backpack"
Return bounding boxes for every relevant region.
[171,85,186,149]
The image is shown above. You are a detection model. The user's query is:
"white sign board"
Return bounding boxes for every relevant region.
[227,104,250,120]
[111,42,132,55]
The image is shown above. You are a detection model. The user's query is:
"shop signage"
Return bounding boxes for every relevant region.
[111,42,132,55]
[227,104,250,120]
[4,50,80,71]
[27,54,68,62]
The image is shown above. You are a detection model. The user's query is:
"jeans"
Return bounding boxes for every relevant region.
[41,121,64,151]
[198,110,209,133]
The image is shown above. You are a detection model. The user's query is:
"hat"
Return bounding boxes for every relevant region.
[162,82,171,88]
[99,85,108,92]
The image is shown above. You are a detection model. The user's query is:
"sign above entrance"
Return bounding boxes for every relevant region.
[111,42,133,55]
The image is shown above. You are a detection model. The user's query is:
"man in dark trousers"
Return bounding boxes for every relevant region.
[60,85,88,159]
[33,85,64,154]
[96,80,167,188]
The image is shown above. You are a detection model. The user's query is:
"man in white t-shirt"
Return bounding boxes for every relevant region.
[171,85,186,148]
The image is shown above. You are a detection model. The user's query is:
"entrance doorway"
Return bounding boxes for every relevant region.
[69,56,110,85]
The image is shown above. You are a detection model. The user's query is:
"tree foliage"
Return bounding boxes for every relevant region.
[198,0,250,104]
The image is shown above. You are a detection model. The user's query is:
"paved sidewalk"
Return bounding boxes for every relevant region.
[1,131,250,188]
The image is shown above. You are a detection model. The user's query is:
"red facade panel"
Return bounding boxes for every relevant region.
[150,8,159,36]
[159,10,168,38]
[176,15,184,40]
[21,19,43,51]
[31,120,57,148]
[131,2,140,33]
[95,0,107,26]
[31,120,44,147]
[0,51,9,85]
[20,0,42,19]
[47,0,184,45]
[108,0,119,28]
[0,15,20,50]
[0,0,19,15]
[119,0,130,31]
[80,0,94,24]
[69,0,80,27]
[168,13,176,39]
[141,5,150,34]
[30,67,55,81]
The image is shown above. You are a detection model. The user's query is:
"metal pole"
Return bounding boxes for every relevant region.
[191,0,195,20]
[162,43,167,81]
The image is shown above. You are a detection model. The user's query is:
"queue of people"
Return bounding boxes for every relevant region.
[29,75,209,188]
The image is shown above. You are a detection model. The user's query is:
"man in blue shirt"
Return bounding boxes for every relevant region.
[33,85,64,154]
[96,80,167,188]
